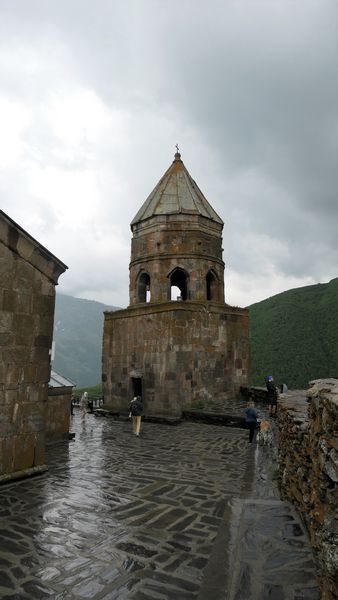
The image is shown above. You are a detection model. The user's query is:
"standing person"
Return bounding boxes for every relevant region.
[266,375,278,417]
[244,399,259,443]
[129,395,143,436]
[80,391,89,420]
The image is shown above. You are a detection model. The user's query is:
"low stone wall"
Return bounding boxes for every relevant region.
[278,379,338,600]
[46,387,72,442]
[245,385,268,402]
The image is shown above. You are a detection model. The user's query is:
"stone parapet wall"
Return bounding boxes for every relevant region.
[278,380,338,600]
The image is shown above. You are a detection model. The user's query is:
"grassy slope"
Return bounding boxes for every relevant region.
[249,277,338,388]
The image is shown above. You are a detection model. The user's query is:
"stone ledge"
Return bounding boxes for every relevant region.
[0,210,67,284]
[104,300,248,320]
[94,408,246,427]
[94,409,182,425]
[0,463,48,485]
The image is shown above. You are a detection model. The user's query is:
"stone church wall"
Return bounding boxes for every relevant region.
[0,212,66,483]
[104,152,250,419]
[103,301,249,415]
[278,380,338,600]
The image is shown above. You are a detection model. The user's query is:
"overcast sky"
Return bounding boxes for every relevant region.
[1,0,337,308]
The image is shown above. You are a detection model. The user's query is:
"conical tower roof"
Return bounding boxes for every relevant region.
[131,151,223,226]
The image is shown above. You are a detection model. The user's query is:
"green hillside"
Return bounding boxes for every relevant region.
[249,277,338,389]
[52,294,119,388]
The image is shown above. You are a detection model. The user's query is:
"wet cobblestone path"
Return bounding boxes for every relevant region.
[0,414,320,599]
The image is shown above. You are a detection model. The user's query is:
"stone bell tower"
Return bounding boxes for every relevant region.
[102,151,249,416]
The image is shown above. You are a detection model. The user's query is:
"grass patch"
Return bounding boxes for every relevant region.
[75,383,102,396]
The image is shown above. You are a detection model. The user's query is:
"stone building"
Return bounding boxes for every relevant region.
[102,151,249,416]
[0,210,67,483]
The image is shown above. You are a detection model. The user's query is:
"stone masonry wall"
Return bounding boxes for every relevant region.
[0,242,55,480]
[278,380,338,600]
[103,301,249,416]
[129,214,225,305]
[46,387,72,442]
[0,211,66,483]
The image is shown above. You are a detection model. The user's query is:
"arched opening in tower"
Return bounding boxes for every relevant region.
[206,270,219,301]
[137,272,151,303]
[171,286,181,301]
[169,268,189,301]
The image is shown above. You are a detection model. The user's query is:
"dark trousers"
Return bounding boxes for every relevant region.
[247,422,256,443]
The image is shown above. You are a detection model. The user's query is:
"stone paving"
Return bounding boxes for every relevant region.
[0,412,320,599]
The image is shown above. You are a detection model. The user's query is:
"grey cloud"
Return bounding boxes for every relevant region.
[0,0,337,305]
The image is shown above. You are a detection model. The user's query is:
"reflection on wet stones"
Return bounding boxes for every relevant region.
[0,415,320,599]
[35,566,61,581]
[72,579,105,598]
[22,579,55,598]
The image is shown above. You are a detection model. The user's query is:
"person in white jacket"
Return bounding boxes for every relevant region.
[80,391,89,420]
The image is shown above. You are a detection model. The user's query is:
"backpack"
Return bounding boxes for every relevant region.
[130,399,143,416]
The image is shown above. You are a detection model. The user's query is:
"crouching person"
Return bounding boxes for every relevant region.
[129,395,143,436]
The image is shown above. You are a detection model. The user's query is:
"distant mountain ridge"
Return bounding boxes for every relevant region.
[52,294,119,388]
[53,279,338,390]
[249,277,338,389]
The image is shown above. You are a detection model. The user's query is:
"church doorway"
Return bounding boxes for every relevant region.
[132,377,142,398]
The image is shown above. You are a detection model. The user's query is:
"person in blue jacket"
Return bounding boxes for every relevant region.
[244,399,259,443]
